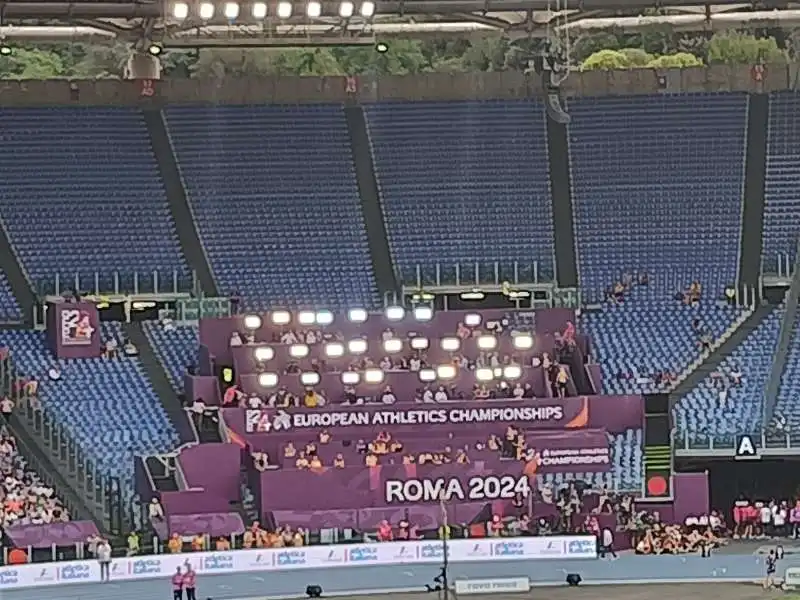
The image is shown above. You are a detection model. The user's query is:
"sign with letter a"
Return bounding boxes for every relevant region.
[735,434,760,460]
[46,301,102,359]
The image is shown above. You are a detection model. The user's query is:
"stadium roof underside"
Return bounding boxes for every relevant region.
[1,0,799,47]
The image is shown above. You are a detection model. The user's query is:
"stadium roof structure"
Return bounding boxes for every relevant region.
[0,0,798,48]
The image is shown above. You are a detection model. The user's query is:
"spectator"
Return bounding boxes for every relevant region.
[172,567,184,600]
[183,565,197,600]
[47,366,61,381]
[434,386,448,403]
[123,339,139,357]
[167,533,183,553]
[380,386,397,405]
[229,331,243,347]
[126,530,140,556]
[148,497,165,521]
[97,538,112,581]
[0,396,14,420]
[104,337,119,359]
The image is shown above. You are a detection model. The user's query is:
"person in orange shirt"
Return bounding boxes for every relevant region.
[191,534,204,551]
[167,533,183,553]
[215,537,231,551]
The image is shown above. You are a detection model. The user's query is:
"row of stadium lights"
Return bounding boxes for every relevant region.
[258,364,525,388]
[172,1,376,19]
[253,332,536,362]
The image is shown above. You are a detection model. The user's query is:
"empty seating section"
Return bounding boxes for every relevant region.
[142,321,198,392]
[764,92,800,272]
[568,93,747,298]
[581,288,742,395]
[365,101,554,284]
[774,310,800,429]
[674,307,783,444]
[0,273,20,322]
[0,108,188,294]
[0,323,178,479]
[164,105,378,310]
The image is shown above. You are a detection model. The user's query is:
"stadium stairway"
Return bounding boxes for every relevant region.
[344,105,398,299]
[123,322,195,446]
[142,109,218,297]
[0,219,36,324]
[670,302,775,401]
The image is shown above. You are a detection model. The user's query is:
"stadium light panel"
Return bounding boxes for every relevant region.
[440,337,460,352]
[147,44,163,56]
[339,1,354,17]
[436,364,456,380]
[375,42,389,53]
[172,2,189,19]
[243,315,262,330]
[252,2,268,17]
[315,310,334,325]
[503,365,522,380]
[348,308,367,323]
[360,1,375,17]
[277,1,293,18]
[289,344,310,358]
[477,335,497,350]
[383,339,403,354]
[410,336,429,350]
[464,313,481,327]
[385,306,405,321]
[341,371,360,385]
[258,372,279,388]
[513,334,534,350]
[224,2,240,18]
[307,1,322,17]
[199,2,215,19]
[300,372,321,386]
[364,368,384,384]
[297,311,316,325]
[254,346,274,361]
[348,339,368,354]
[271,311,291,325]
[413,306,433,321]
[324,343,345,358]
[475,368,494,382]
[418,369,436,382]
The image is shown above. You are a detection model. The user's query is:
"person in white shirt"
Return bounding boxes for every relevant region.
[148,497,165,520]
[512,383,525,399]
[47,366,61,381]
[773,503,788,537]
[379,356,392,370]
[759,502,772,538]
[161,318,175,333]
[380,387,397,405]
[280,331,298,345]
[434,386,448,403]
[422,388,434,403]
[96,539,112,581]
[381,328,394,342]
[123,340,138,356]
[246,395,262,409]
[0,397,14,420]
[305,331,318,345]
[229,332,243,347]
[104,338,118,359]
[409,357,421,371]
[600,527,616,559]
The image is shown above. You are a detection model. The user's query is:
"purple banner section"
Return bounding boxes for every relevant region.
[525,429,610,473]
[200,308,576,366]
[6,521,99,548]
[178,443,241,501]
[185,374,221,405]
[46,301,101,359]
[161,489,233,516]
[151,513,246,538]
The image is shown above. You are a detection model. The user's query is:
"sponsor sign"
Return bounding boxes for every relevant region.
[785,567,800,587]
[454,578,531,595]
[0,537,595,590]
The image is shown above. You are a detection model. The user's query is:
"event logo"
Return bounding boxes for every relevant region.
[322,548,346,564]
[276,550,307,567]
[385,475,530,504]
[0,569,19,586]
[420,543,447,560]
[540,539,563,556]
[203,554,234,572]
[61,309,94,346]
[348,546,379,563]
[566,539,596,557]
[391,545,418,561]
[243,552,272,569]
[59,564,92,582]
[492,542,525,557]
[130,558,162,575]
[34,568,56,583]
[466,543,490,558]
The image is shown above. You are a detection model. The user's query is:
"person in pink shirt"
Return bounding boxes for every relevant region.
[182,565,197,600]
[172,566,184,600]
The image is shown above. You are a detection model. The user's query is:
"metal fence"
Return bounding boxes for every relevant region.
[401,261,551,288]
[31,270,198,297]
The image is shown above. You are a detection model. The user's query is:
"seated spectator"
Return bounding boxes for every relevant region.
[148,497,165,521]
[295,453,310,469]
[334,453,345,468]
[318,429,331,444]
[377,520,393,541]
[365,453,378,467]
[122,338,139,357]
[167,533,183,553]
[104,337,119,359]
[309,455,323,469]
[161,318,176,333]
[191,533,205,551]
[229,331,243,347]
[283,443,297,458]
[216,537,231,551]
[253,452,270,472]
[381,386,397,405]
[434,386,448,403]
[1,397,14,420]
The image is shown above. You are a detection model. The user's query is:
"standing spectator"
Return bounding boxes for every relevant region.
[172,566,184,600]
[183,565,197,600]
[96,538,112,581]
[0,396,13,420]
[600,527,617,559]
[790,501,800,539]
[126,530,140,556]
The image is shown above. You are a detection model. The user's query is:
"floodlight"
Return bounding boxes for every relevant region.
[513,334,534,350]
[254,347,274,362]
[271,311,291,325]
[436,364,456,380]
[147,44,163,56]
[301,372,321,386]
[172,2,189,18]
[243,315,262,330]
[418,369,436,382]
[252,2,268,17]
[464,313,481,327]
[440,337,460,352]
[413,306,433,321]
[360,0,375,17]
[477,335,497,350]
[348,308,367,323]
[364,368,384,384]
[375,42,389,53]
[289,344,310,358]
[307,1,322,17]
[339,0,354,17]
[316,310,334,325]
[410,337,429,350]
[277,1,293,18]
[199,2,215,19]
[324,343,345,358]
[383,339,402,354]
[258,372,279,388]
[224,2,239,18]
[385,306,405,321]
[348,339,368,354]
[503,365,522,380]
[341,371,360,384]
[475,368,494,382]
[298,311,316,325]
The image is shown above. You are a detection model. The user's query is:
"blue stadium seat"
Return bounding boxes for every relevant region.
[0,108,189,294]
[0,272,20,322]
[142,321,198,392]
[364,100,554,285]
[0,323,178,479]
[674,306,783,445]
[568,93,747,298]
[764,92,800,273]
[164,105,378,311]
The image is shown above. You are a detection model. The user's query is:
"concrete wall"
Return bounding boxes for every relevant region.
[0,62,798,106]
